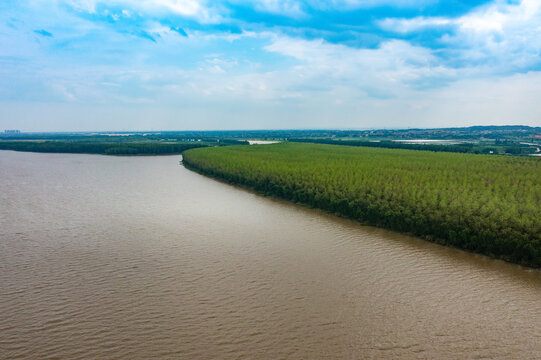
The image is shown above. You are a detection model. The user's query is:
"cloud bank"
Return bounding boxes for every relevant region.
[0,0,540,130]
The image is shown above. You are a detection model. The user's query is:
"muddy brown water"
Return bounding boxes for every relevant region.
[1,151,540,359]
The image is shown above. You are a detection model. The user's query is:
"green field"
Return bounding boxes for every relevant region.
[183,143,541,267]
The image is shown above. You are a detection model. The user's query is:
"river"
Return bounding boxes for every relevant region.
[1,151,540,359]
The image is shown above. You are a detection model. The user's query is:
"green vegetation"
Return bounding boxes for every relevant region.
[0,132,251,155]
[289,138,540,155]
[2,126,539,156]
[289,138,504,155]
[0,141,206,155]
[183,143,541,267]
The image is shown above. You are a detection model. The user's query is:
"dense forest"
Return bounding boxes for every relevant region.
[290,138,490,154]
[183,143,541,267]
[0,141,206,155]
[289,138,537,155]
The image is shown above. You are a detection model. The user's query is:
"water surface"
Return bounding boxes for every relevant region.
[1,151,540,359]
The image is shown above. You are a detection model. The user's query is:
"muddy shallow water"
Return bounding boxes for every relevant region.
[1,151,540,359]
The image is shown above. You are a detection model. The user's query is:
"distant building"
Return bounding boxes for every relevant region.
[4,130,21,134]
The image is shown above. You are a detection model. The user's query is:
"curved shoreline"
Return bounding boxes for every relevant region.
[182,144,541,268]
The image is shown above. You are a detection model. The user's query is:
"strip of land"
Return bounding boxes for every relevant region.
[289,137,538,155]
[183,143,541,267]
[1,126,539,156]
[0,141,207,155]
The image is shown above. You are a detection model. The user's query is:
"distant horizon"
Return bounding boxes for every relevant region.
[3,124,540,134]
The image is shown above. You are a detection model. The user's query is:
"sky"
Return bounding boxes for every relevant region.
[1,0,541,131]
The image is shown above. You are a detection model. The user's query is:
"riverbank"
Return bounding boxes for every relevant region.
[183,143,541,268]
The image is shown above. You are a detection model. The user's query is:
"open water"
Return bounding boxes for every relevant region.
[1,151,540,359]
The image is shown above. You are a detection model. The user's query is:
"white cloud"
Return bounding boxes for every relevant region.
[152,0,205,16]
[401,71,541,127]
[49,0,221,22]
[5,69,541,131]
[452,0,541,70]
[379,0,541,73]
[457,0,541,33]
[380,0,541,34]
[379,16,452,33]
[64,0,97,12]
[250,0,304,16]
[264,35,451,96]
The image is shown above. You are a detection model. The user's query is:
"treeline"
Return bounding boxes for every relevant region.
[4,126,538,142]
[289,138,535,155]
[0,141,205,155]
[0,134,248,145]
[183,143,541,267]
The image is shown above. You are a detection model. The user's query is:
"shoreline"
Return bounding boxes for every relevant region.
[183,159,537,268]
[182,144,540,268]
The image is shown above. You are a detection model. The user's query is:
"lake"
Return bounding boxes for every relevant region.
[1,150,540,359]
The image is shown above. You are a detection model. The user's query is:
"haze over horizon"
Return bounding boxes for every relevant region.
[1,0,541,131]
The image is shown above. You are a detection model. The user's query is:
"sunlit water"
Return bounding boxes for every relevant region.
[1,151,540,359]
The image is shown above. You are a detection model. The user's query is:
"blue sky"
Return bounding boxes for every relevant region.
[1,0,540,131]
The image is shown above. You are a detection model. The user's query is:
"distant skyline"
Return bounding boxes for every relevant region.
[1,0,541,131]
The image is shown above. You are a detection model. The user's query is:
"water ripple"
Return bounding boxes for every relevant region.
[1,151,540,359]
